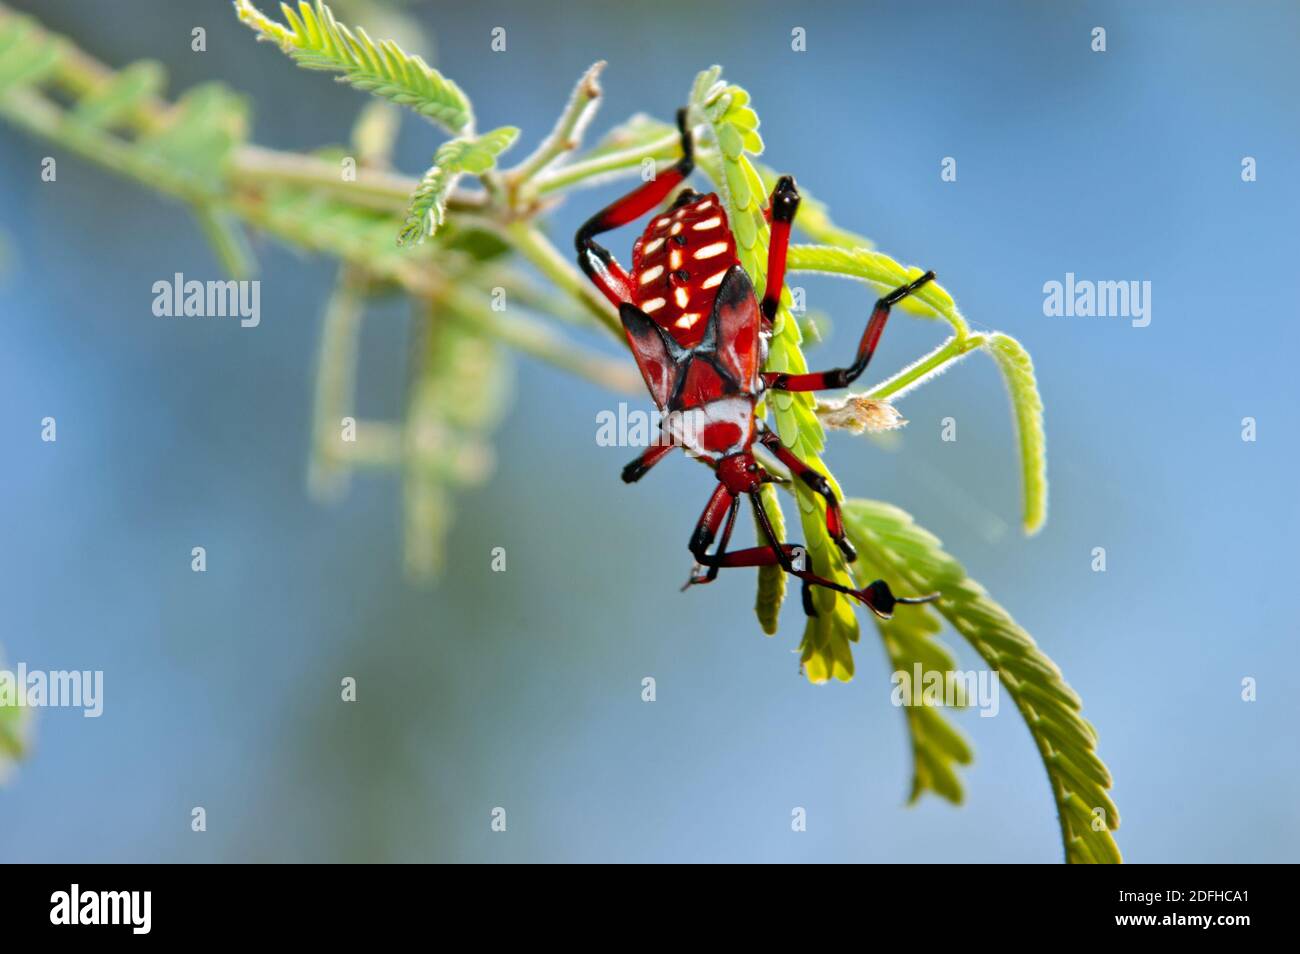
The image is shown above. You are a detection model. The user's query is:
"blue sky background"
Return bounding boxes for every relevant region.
[1,0,1297,861]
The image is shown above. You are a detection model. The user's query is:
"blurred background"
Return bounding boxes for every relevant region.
[1,0,1297,862]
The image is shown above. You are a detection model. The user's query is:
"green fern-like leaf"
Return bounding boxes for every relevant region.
[0,651,30,777]
[881,615,974,804]
[398,126,519,246]
[786,243,969,335]
[137,82,249,194]
[0,10,61,95]
[984,333,1048,534]
[853,540,972,803]
[69,60,165,130]
[690,67,863,681]
[403,304,512,577]
[752,482,786,636]
[242,181,420,274]
[844,499,1121,863]
[788,243,1048,536]
[234,0,474,133]
[0,703,23,762]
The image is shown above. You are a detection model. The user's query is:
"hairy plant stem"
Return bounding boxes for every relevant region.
[435,285,639,394]
[501,221,622,339]
[235,144,484,214]
[531,130,682,195]
[504,60,605,193]
[865,334,988,401]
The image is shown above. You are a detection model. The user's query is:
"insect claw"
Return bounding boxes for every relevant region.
[681,565,710,591]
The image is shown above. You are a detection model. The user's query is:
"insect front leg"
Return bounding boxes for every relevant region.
[762,271,936,392]
[621,442,677,484]
[760,175,800,323]
[574,108,695,308]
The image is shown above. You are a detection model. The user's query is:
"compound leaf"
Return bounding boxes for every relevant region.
[844,498,1121,863]
[235,0,474,133]
[398,126,519,246]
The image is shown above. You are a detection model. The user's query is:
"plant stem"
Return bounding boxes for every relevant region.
[233,144,484,213]
[865,334,987,402]
[501,221,622,338]
[532,130,681,195]
[0,87,205,201]
[438,285,640,394]
[505,61,605,191]
[308,266,367,501]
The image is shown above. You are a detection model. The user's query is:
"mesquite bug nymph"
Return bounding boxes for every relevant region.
[576,109,939,620]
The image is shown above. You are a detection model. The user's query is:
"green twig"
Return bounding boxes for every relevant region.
[505,61,605,192]
[501,221,622,339]
[532,130,681,195]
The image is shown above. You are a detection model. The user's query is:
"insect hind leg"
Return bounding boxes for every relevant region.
[574,108,695,308]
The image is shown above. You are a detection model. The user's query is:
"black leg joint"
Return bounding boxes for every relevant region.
[863,580,898,616]
[675,107,695,170]
[671,187,703,209]
[801,580,818,617]
[689,524,714,563]
[771,175,800,223]
[803,472,831,497]
[822,368,851,389]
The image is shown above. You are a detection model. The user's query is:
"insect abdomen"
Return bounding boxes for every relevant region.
[630,192,739,348]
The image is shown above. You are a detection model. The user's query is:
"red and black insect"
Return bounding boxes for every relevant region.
[576,109,938,619]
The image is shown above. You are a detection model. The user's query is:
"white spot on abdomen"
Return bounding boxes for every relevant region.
[662,396,755,459]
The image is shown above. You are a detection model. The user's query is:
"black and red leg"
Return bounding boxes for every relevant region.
[622,442,676,484]
[684,482,740,587]
[762,270,937,392]
[574,108,695,308]
[761,175,801,324]
[756,425,856,562]
[744,492,935,619]
[682,482,936,618]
